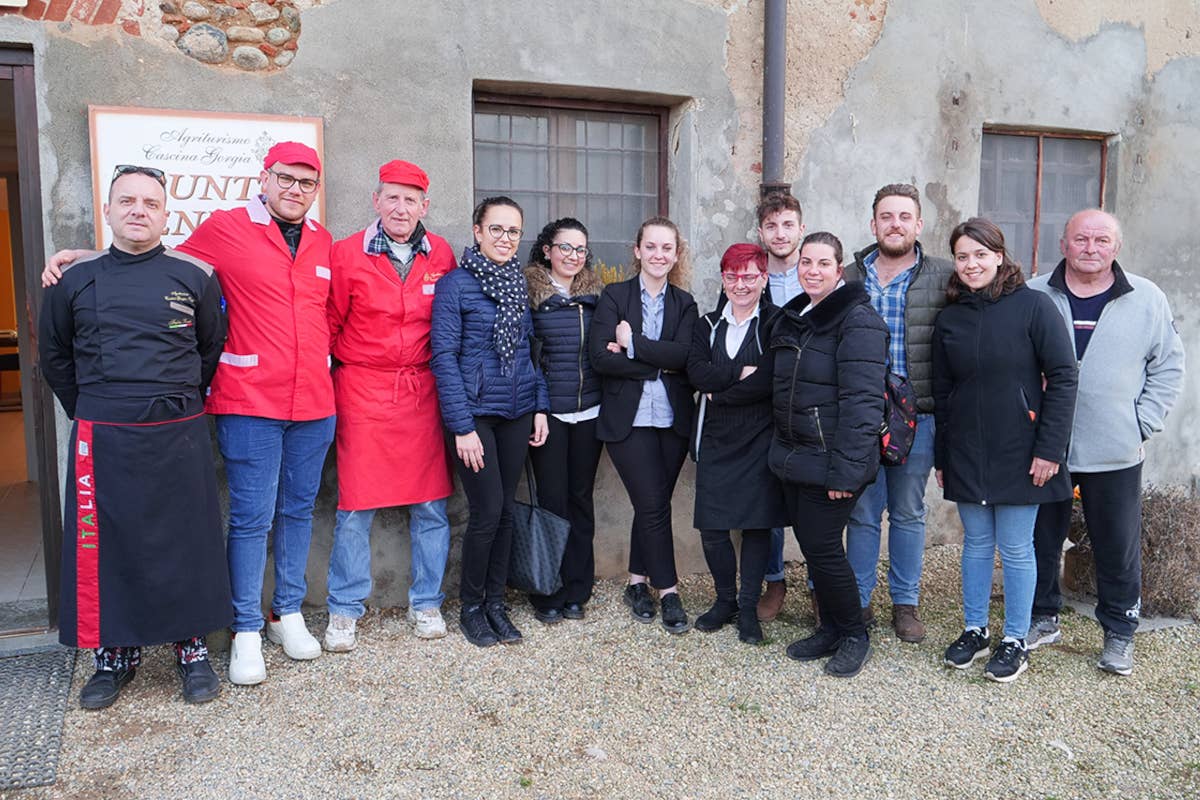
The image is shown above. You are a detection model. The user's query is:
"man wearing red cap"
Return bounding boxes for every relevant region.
[44,141,335,686]
[322,160,456,650]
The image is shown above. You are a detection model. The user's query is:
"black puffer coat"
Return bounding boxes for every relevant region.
[932,285,1077,505]
[768,282,889,492]
[524,265,605,415]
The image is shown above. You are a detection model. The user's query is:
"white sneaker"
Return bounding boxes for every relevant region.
[266,612,321,660]
[228,631,267,686]
[407,606,448,639]
[323,613,357,653]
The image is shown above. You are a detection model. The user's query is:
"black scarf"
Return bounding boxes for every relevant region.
[460,244,525,375]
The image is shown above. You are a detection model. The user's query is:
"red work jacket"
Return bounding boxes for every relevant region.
[178,195,335,421]
[327,221,456,509]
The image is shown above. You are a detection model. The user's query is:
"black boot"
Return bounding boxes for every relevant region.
[460,604,499,647]
[79,668,136,710]
[177,659,221,704]
[485,602,523,644]
[737,607,764,644]
[694,596,738,633]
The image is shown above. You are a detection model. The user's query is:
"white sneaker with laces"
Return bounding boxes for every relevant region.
[323,613,357,653]
[407,606,448,639]
[266,612,322,660]
[229,631,267,686]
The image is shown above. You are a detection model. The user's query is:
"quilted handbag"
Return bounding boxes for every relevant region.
[507,461,570,595]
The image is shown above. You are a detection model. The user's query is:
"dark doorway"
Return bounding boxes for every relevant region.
[0,47,58,636]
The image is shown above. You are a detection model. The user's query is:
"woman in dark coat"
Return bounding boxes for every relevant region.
[687,243,787,644]
[589,216,698,634]
[769,232,888,678]
[933,217,1077,682]
[523,217,606,623]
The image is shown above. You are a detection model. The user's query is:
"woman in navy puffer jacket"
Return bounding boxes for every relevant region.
[523,218,606,624]
[431,196,549,648]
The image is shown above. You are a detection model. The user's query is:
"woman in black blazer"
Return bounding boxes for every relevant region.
[589,217,698,634]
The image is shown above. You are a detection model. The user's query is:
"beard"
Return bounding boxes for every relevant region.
[876,233,916,258]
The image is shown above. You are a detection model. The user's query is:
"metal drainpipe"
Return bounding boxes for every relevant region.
[761,0,789,198]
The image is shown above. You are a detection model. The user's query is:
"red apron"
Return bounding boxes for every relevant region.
[328,223,456,509]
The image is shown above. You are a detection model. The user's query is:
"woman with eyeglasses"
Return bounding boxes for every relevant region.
[769,232,888,678]
[431,196,550,648]
[522,218,606,624]
[589,217,698,634]
[686,243,787,644]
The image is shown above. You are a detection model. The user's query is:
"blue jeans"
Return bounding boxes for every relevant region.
[217,414,336,632]
[846,414,935,607]
[765,527,786,582]
[957,502,1038,640]
[326,499,451,618]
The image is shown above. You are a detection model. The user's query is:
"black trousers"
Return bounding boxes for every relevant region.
[606,426,689,589]
[1033,463,1143,637]
[700,528,770,608]
[452,414,532,607]
[529,415,604,609]
[783,482,864,637]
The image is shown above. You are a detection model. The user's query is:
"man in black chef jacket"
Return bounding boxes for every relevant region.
[38,165,232,708]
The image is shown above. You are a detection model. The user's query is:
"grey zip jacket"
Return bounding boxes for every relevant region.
[1028,260,1184,472]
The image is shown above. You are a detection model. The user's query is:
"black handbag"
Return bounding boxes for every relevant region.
[507,460,570,595]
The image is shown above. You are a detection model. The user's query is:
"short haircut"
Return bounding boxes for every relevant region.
[800,231,844,265]
[720,243,767,274]
[756,192,803,226]
[1062,208,1123,245]
[872,183,921,217]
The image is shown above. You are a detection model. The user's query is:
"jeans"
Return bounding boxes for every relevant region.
[765,527,786,582]
[326,499,451,619]
[846,414,935,607]
[217,414,336,632]
[957,502,1038,640]
[783,483,864,637]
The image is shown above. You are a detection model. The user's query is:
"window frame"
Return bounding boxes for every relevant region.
[980,127,1109,274]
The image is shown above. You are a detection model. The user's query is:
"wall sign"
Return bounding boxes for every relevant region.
[88,105,325,248]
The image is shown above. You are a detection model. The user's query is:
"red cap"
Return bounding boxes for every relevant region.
[721,243,767,273]
[263,141,322,174]
[378,160,429,192]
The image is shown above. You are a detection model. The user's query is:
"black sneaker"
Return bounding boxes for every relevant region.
[694,598,738,633]
[985,639,1028,683]
[533,606,564,625]
[825,634,871,678]
[944,627,991,669]
[177,659,221,704]
[659,593,690,634]
[785,626,842,662]
[562,603,586,620]
[485,603,523,644]
[460,604,499,647]
[79,668,136,710]
[737,607,764,645]
[623,583,656,623]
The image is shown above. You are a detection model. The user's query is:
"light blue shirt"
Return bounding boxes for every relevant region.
[628,276,674,428]
[767,264,804,305]
[862,245,920,376]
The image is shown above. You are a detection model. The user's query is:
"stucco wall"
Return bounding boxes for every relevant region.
[8,0,1198,611]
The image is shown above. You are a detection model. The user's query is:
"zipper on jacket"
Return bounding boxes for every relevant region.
[974,303,987,504]
[576,303,585,412]
[783,345,802,443]
[808,407,828,452]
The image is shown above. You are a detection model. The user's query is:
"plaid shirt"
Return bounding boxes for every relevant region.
[367,221,431,279]
[861,245,921,376]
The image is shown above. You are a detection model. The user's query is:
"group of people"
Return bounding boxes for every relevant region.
[38,143,1184,709]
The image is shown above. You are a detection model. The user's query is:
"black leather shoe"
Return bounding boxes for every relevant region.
[460,604,499,647]
[659,593,690,634]
[786,626,842,662]
[485,603,523,644]
[79,668,136,710]
[177,659,221,704]
[623,583,656,623]
[562,603,585,620]
[533,606,564,625]
[694,598,738,632]
[737,607,764,645]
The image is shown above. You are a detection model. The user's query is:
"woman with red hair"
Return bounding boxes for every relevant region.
[686,243,787,643]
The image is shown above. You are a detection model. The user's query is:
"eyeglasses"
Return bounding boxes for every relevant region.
[551,242,590,258]
[721,272,763,286]
[268,169,320,194]
[486,225,523,241]
[111,164,166,188]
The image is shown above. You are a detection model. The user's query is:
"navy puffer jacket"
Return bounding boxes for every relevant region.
[431,258,549,436]
[524,265,604,414]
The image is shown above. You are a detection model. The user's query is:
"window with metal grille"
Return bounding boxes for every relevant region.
[473,95,667,281]
[978,130,1106,274]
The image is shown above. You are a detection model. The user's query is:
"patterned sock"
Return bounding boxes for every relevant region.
[93,646,142,672]
[172,636,209,665]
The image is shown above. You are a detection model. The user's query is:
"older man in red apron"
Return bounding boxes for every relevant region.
[323,160,456,650]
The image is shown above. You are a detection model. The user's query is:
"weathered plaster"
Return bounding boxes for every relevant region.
[1036,0,1200,76]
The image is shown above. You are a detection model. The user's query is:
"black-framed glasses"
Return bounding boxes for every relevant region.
[111,164,166,188]
[486,225,522,241]
[551,242,590,258]
[721,272,763,286]
[268,169,320,194]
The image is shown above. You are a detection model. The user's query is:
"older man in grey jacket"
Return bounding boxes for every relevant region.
[1026,209,1184,676]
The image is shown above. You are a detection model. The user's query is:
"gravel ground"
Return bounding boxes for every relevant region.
[7,544,1199,800]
